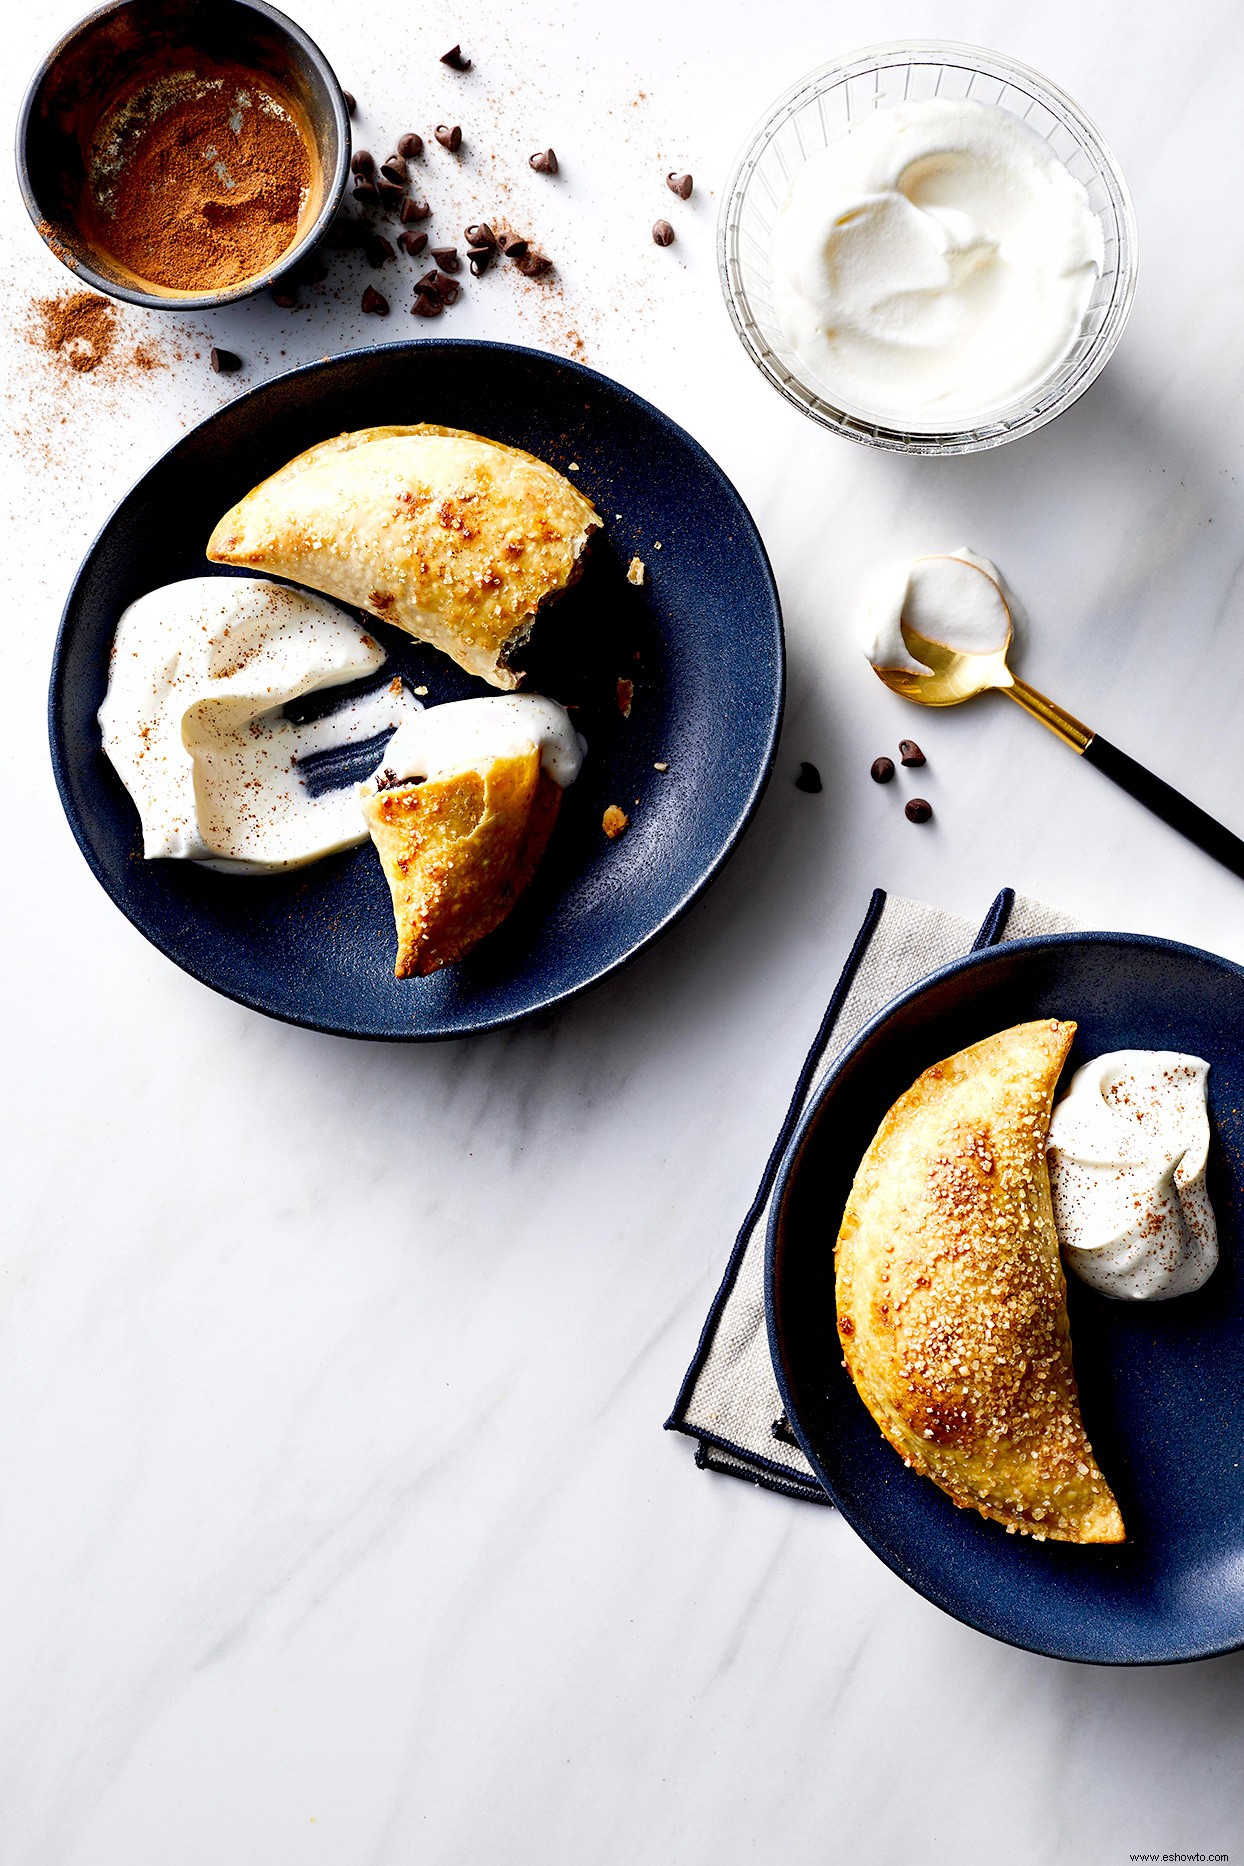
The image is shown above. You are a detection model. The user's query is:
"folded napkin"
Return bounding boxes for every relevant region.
[664,887,1078,1502]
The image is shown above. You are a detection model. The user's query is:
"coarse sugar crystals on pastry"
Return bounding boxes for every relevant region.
[206,425,601,689]
[834,1019,1125,1545]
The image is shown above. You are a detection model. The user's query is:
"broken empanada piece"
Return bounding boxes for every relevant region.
[362,748,561,976]
[206,425,601,689]
[835,1019,1125,1545]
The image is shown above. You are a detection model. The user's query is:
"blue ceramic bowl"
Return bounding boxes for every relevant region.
[49,341,784,1039]
[767,933,1244,1663]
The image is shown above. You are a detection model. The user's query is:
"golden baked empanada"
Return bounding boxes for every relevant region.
[362,749,561,977]
[206,425,601,688]
[836,1020,1125,1544]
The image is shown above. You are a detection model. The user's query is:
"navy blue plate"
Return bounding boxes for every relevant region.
[767,933,1244,1664]
[50,342,783,1038]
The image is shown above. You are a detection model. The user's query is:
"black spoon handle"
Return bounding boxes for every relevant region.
[1083,735,1244,881]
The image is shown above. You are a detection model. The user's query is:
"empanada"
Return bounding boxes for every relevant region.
[360,695,582,976]
[835,1020,1125,1544]
[206,425,601,689]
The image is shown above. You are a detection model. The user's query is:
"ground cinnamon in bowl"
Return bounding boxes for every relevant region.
[79,61,317,295]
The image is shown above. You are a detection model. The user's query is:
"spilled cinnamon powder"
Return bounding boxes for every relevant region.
[33,291,117,373]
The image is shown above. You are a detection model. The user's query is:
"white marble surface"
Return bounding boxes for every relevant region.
[4,0,1244,1858]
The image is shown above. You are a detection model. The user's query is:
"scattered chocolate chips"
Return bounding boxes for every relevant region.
[352,181,381,208]
[435,123,463,152]
[440,44,471,69]
[270,287,297,308]
[465,222,496,249]
[431,245,460,272]
[411,294,443,317]
[325,213,372,248]
[899,739,926,767]
[365,233,396,267]
[398,230,429,257]
[351,150,375,177]
[498,230,529,258]
[468,245,493,275]
[515,249,552,277]
[905,798,933,823]
[209,346,242,373]
[871,756,895,784]
[529,148,558,174]
[379,152,408,184]
[414,269,442,297]
[795,761,822,793]
[343,91,357,116]
[435,272,461,305]
[376,179,405,211]
[652,218,675,246]
[401,194,432,223]
[397,131,424,160]
[361,286,389,315]
[666,171,693,199]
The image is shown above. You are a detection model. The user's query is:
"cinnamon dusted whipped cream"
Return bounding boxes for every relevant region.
[1048,1052,1219,1301]
[771,98,1103,430]
[366,695,585,794]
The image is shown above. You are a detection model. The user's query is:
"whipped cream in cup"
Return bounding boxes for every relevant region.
[770,97,1104,431]
[1048,1052,1219,1301]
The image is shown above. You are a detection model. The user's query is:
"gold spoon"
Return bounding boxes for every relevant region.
[875,618,1244,880]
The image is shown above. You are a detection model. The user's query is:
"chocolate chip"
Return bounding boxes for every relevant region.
[397,131,424,159]
[352,181,381,207]
[529,148,558,174]
[652,218,675,246]
[431,245,460,272]
[380,152,408,184]
[342,90,357,116]
[413,269,442,296]
[666,171,693,199]
[376,179,405,211]
[398,230,429,257]
[870,756,895,784]
[498,231,528,258]
[515,249,552,277]
[435,272,461,304]
[440,44,471,69]
[270,287,297,307]
[401,194,432,223]
[289,251,328,286]
[465,222,496,249]
[795,761,822,793]
[361,286,389,315]
[412,293,443,317]
[905,798,933,823]
[467,245,493,276]
[209,346,242,373]
[351,149,375,177]
[435,123,462,152]
[365,234,396,267]
[899,739,926,767]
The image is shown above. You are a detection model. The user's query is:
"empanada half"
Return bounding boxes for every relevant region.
[362,748,561,977]
[206,425,601,689]
[835,1019,1125,1544]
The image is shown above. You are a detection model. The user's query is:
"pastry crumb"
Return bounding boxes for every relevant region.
[602,805,629,839]
[414,685,429,696]
[652,541,662,550]
[653,760,668,772]
[627,556,645,586]
[568,461,579,471]
[616,677,633,717]
[388,675,404,695]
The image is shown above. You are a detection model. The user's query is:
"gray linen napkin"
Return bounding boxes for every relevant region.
[664,887,1078,1501]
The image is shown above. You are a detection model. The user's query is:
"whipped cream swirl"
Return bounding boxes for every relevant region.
[1047,1051,1219,1301]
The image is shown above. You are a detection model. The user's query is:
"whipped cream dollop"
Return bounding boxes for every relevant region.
[368,695,585,793]
[100,577,421,872]
[1047,1052,1219,1301]
[770,98,1104,430]
[860,545,1018,676]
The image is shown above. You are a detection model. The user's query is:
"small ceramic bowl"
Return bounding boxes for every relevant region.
[16,0,350,311]
[719,41,1138,455]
